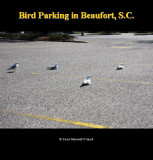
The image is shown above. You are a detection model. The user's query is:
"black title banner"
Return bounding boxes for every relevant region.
[0,6,152,31]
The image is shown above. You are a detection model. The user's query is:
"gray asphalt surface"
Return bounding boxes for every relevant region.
[0,33,153,128]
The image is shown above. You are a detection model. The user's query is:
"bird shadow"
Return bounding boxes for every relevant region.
[80,84,90,88]
[7,71,15,73]
[47,67,56,70]
[116,68,123,70]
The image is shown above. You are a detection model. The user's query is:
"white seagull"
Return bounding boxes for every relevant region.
[7,63,19,72]
[117,64,124,70]
[47,64,58,70]
[82,75,91,86]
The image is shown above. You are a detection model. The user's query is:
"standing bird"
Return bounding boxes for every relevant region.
[117,64,124,70]
[80,75,91,87]
[47,64,58,70]
[7,63,19,72]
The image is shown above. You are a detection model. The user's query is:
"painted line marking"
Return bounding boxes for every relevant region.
[0,110,112,129]
[117,63,153,66]
[31,73,40,75]
[112,46,132,48]
[29,73,153,85]
[54,75,153,85]
[93,78,153,85]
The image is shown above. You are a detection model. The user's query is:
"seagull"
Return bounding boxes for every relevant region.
[117,64,124,70]
[80,75,91,87]
[47,64,58,70]
[7,63,19,72]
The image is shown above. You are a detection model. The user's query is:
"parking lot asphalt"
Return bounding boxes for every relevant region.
[0,33,153,128]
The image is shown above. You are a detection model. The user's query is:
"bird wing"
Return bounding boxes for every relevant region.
[7,64,15,70]
[83,79,88,84]
[117,65,123,69]
[83,79,91,84]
